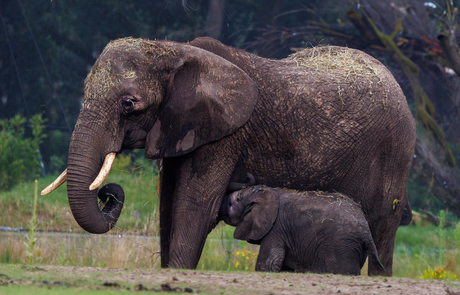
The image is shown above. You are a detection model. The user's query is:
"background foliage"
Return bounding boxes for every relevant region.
[1,0,460,217]
[0,114,46,190]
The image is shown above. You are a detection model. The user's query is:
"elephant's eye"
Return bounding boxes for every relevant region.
[121,96,135,113]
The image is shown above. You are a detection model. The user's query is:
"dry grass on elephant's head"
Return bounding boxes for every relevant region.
[103,37,177,58]
[83,37,173,110]
[103,37,144,53]
[291,46,386,81]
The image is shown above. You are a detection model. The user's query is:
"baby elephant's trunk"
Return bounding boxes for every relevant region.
[218,195,229,221]
[219,173,256,221]
[226,173,256,193]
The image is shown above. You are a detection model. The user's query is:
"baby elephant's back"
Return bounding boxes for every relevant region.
[278,190,372,275]
[279,190,367,229]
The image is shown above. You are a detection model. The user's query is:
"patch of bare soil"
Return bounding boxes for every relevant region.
[22,265,460,294]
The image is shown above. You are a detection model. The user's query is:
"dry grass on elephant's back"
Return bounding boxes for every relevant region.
[290,46,390,88]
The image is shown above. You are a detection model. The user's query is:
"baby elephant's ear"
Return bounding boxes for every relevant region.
[234,189,279,241]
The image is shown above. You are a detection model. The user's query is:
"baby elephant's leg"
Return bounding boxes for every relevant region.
[255,235,285,272]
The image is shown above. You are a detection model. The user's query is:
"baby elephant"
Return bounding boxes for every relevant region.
[219,185,384,275]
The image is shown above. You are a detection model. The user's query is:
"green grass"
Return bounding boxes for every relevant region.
[0,286,132,295]
[0,264,172,294]
[394,223,460,280]
[0,163,159,234]
[0,168,458,281]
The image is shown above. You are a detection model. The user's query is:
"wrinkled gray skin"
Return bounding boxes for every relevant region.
[65,36,415,275]
[220,186,384,275]
[226,173,256,194]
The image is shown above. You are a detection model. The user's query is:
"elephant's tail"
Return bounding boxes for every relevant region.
[365,238,385,273]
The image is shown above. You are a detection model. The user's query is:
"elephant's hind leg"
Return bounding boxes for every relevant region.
[367,137,413,276]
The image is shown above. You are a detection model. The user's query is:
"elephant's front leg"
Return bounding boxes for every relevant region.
[255,236,286,272]
[159,157,177,268]
[160,147,238,269]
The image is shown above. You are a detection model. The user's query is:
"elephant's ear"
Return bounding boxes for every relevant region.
[145,41,258,159]
[234,189,279,242]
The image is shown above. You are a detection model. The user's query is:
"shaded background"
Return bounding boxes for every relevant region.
[1,0,460,220]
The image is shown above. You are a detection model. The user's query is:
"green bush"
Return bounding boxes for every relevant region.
[0,114,47,191]
[111,149,158,175]
[46,130,70,174]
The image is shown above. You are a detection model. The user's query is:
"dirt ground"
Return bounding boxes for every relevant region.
[5,265,459,294]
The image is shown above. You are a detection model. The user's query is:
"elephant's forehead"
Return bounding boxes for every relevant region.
[82,37,174,104]
[102,37,175,60]
[83,62,120,104]
[83,58,139,106]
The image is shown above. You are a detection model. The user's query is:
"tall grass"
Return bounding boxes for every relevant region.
[197,224,259,271]
[24,180,39,264]
[4,217,458,278]
[394,215,459,281]
[0,232,161,268]
[0,224,256,270]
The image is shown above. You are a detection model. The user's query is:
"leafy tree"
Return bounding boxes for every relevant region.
[0,114,46,191]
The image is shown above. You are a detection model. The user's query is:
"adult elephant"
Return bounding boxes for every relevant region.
[42,36,415,275]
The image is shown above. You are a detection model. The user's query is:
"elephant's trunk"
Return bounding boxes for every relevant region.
[66,122,123,234]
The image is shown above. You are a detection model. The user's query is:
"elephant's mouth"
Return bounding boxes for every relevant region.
[41,152,116,195]
[121,129,147,150]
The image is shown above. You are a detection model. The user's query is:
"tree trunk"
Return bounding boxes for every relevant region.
[412,136,460,218]
[205,0,226,39]
[438,34,460,77]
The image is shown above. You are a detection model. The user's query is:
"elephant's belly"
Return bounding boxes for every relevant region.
[245,160,336,192]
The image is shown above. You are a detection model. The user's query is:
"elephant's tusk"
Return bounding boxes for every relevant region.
[89,152,116,191]
[41,169,67,196]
